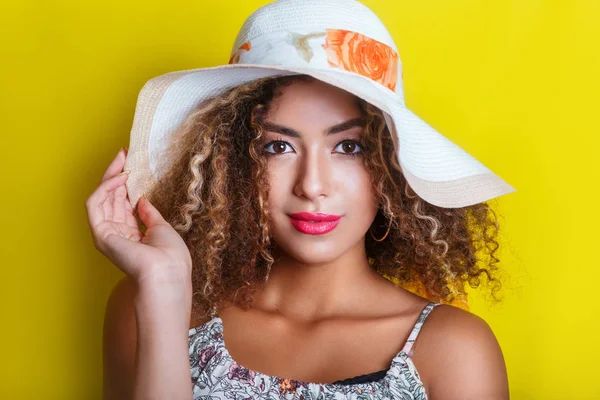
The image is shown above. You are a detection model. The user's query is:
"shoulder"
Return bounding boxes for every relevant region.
[104,276,137,349]
[412,304,509,400]
[103,276,138,399]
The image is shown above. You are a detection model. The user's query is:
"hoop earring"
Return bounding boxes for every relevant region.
[370,214,393,242]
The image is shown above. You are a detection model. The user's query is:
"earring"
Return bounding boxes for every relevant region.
[370,213,393,242]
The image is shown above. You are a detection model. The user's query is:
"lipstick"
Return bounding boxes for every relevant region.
[289,212,342,235]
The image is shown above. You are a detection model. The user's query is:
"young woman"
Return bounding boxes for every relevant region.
[86,1,514,399]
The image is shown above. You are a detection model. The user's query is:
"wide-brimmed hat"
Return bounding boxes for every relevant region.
[124,0,515,209]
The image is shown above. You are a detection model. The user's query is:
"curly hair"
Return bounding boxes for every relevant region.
[146,74,503,320]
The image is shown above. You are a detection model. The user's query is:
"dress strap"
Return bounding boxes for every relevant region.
[401,302,440,357]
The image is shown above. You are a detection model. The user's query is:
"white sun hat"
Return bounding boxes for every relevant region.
[124,0,515,209]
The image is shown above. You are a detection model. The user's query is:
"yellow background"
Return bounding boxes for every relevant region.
[1,0,598,398]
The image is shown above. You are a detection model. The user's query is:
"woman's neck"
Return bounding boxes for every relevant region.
[251,244,385,321]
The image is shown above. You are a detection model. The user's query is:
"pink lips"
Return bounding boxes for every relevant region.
[289,212,342,235]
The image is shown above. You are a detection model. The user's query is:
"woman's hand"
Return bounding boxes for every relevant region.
[85,148,193,287]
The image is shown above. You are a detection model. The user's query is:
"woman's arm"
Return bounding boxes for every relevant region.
[133,279,193,400]
[103,276,193,400]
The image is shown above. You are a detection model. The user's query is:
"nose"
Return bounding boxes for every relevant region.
[293,148,331,200]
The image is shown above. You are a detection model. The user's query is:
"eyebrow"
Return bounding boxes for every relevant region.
[261,117,366,138]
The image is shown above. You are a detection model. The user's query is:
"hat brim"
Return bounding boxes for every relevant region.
[124,63,515,209]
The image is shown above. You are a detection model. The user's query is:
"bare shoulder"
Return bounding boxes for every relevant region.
[413,304,509,400]
[103,276,138,400]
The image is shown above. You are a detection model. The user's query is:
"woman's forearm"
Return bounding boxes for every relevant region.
[133,280,193,400]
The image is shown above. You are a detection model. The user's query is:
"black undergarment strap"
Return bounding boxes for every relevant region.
[332,368,389,385]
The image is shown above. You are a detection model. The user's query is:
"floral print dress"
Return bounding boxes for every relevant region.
[188,302,440,399]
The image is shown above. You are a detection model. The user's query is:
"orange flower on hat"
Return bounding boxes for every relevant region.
[322,29,399,91]
[228,41,252,65]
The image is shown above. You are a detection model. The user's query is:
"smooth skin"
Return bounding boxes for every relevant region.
[94,80,509,400]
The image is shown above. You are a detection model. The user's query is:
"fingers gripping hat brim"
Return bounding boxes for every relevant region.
[124,63,515,210]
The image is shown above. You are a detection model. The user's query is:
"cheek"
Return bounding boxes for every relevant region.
[333,161,378,212]
[265,159,293,206]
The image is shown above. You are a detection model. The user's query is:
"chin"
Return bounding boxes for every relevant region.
[273,236,356,266]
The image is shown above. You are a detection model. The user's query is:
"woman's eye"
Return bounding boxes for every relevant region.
[264,141,293,154]
[334,141,363,155]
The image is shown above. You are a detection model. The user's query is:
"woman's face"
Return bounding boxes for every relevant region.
[262,79,379,265]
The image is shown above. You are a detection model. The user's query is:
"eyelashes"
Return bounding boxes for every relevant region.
[262,136,364,158]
